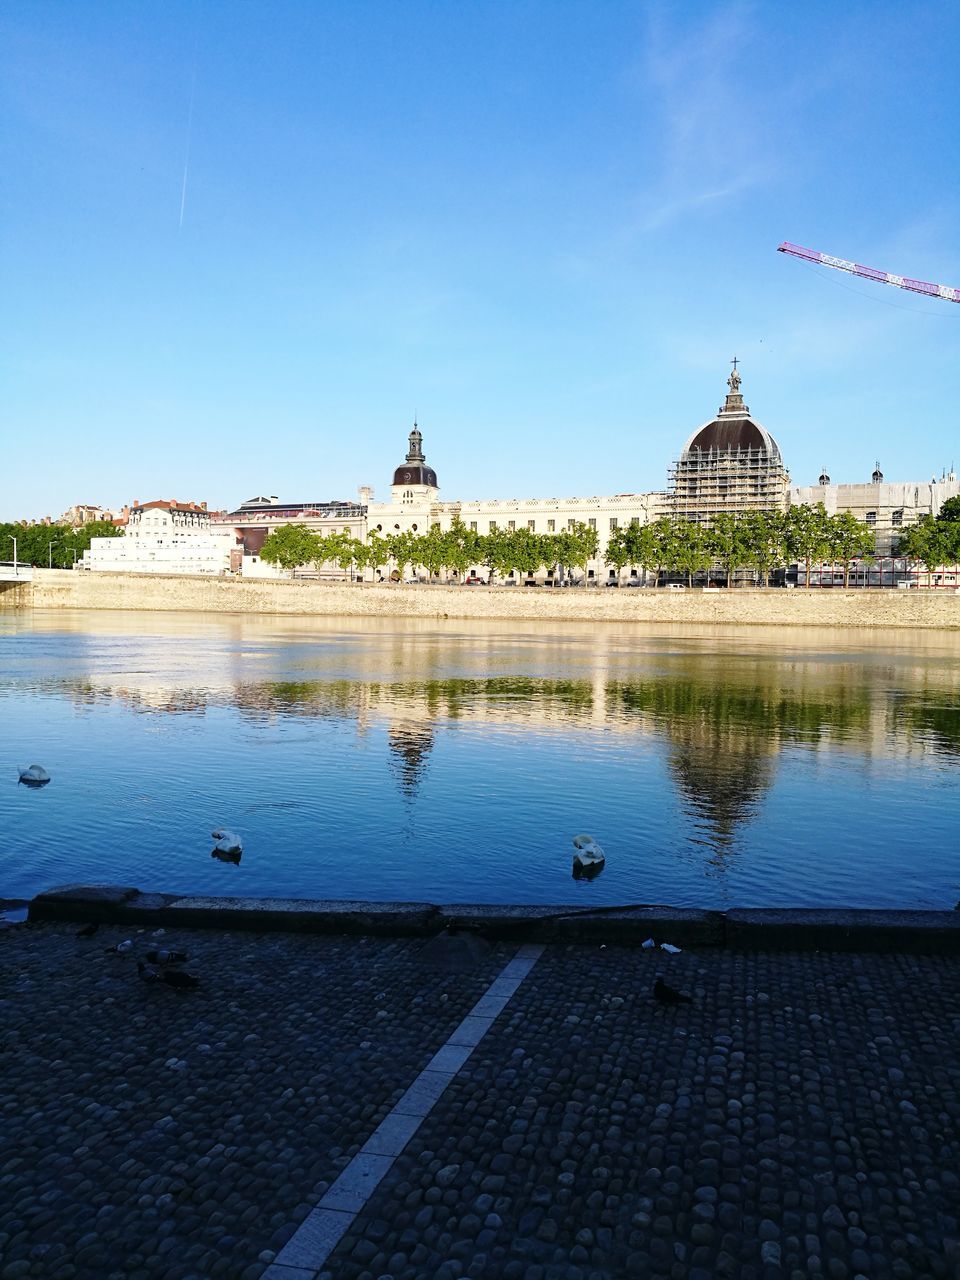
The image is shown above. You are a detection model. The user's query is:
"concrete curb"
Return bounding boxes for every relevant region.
[25,885,960,953]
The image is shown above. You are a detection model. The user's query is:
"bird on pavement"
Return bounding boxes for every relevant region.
[145,948,188,965]
[138,961,200,990]
[654,977,692,1006]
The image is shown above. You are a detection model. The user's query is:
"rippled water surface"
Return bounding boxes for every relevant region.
[1,609,959,909]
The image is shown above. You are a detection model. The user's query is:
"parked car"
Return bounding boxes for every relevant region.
[465,575,486,585]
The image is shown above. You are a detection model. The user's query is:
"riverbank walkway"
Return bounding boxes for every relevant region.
[2,920,958,1279]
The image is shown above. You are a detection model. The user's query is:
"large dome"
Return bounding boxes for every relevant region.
[678,365,782,462]
[683,416,781,460]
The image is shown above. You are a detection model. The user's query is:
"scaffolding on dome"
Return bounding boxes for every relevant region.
[668,444,789,523]
[668,361,790,524]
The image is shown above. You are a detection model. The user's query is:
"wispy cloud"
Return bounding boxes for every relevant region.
[630,3,775,232]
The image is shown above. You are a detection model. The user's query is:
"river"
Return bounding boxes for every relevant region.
[1,609,958,909]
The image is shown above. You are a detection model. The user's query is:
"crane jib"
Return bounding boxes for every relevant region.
[777,242,959,303]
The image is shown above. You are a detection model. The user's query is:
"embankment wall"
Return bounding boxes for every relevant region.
[8,569,960,628]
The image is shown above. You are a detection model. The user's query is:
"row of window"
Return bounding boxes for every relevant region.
[463,515,641,534]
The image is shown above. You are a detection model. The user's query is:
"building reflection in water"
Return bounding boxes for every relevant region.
[387,722,435,799]
[25,618,960,874]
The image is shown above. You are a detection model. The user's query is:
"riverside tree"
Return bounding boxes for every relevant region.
[259,524,323,572]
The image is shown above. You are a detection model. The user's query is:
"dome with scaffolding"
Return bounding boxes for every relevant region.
[669,362,789,522]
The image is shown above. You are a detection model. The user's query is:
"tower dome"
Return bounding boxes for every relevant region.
[392,422,438,489]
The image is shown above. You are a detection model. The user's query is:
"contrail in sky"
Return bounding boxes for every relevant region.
[178,44,198,230]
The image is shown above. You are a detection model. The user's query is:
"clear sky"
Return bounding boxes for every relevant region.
[3,1,959,520]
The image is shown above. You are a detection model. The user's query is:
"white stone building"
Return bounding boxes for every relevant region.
[365,422,666,583]
[81,500,241,576]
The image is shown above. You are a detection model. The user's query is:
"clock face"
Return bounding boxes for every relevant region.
[403,470,413,482]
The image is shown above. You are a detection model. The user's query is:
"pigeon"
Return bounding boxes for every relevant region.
[146,949,188,966]
[106,939,133,955]
[160,968,200,990]
[76,923,99,938]
[138,961,199,990]
[654,977,692,1006]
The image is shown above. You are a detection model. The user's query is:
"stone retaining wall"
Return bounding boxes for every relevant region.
[12,568,960,628]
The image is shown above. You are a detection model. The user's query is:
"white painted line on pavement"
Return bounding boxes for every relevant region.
[267,943,545,1278]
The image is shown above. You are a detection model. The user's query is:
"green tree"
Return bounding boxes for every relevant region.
[825,511,874,588]
[936,496,960,524]
[673,520,713,587]
[416,525,449,580]
[321,532,365,579]
[509,527,549,582]
[385,530,419,580]
[365,532,388,580]
[441,518,482,580]
[605,527,632,585]
[550,527,582,584]
[897,516,955,582]
[624,520,667,586]
[566,521,598,585]
[740,510,784,588]
[708,513,748,588]
[481,526,515,584]
[260,524,324,572]
[785,503,830,589]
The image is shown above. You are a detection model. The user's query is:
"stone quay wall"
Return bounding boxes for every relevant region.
[9,568,960,628]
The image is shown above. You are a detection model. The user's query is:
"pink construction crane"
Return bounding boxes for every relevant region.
[778,242,959,304]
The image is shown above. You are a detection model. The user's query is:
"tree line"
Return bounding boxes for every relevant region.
[259,504,892,586]
[259,518,601,582]
[0,520,123,568]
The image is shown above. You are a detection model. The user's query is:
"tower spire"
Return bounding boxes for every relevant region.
[719,358,748,415]
[406,420,425,464]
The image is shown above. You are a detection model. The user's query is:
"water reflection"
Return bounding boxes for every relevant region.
[388,723,435,799]
[1,610,959,906]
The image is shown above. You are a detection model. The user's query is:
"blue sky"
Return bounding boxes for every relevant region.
[3,1,959,520]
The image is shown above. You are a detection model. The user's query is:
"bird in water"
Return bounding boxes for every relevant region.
[76,923,99,938]
[18,764,51,787]
[138,961,199,990]
[654,977,692,1006]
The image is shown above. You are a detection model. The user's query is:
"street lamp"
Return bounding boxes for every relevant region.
[8,535,16,574]
[48,541,54,569]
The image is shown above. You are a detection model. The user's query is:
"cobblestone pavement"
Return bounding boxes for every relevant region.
[3,925,960,1280]
[325,946,960,1280]
[0,922,511,1279]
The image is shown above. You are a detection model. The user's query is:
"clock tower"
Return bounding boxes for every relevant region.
[391,422,439,504]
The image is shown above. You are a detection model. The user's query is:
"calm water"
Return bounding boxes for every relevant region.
[1,609,959,910]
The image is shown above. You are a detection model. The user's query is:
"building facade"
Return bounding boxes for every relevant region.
[365,422,665,583]
[82,500,240,575]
